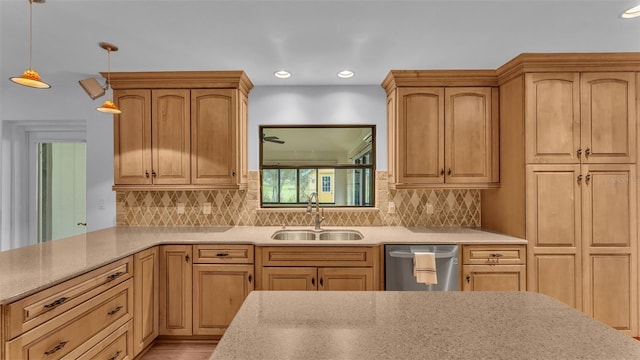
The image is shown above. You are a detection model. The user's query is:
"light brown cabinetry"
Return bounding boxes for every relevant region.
[482,53,640,336]
[159,245,192,336]
[110,71,253,190]
[114,89,191,185]
[525,72,636,164]
[461,245,526,291]
[3,258,134,360]
[158,244,255,337]
[256,246,380,291]
[192,244,254,336]
[382,71,499,188]
[133,246,158,356]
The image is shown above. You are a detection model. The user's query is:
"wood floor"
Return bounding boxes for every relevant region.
[139,341,217,360]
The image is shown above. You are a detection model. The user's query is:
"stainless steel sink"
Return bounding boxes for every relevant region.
[271,229,363,241]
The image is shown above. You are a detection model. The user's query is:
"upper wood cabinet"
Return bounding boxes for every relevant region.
[110,71,253,190]
[382,71,499,188]
[525,72,636,164]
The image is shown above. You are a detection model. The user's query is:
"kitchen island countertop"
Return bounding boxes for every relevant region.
[211,291,640,360]
[0,226,524,304]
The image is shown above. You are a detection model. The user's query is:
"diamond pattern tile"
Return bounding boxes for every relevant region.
[116,171,480,227]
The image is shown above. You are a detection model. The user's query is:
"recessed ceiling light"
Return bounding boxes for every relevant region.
[274,70,291,79]
[621,4,640,18]
[337,70,355,79]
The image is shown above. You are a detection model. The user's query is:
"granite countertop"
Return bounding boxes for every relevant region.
[0,226,524,304]
[211,291,640,360]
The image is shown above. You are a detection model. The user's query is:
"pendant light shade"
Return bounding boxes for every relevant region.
[96,42,121,114]
[9,0,50,89]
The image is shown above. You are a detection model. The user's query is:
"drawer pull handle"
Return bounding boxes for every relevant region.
[216,252,229,257]
[43,296,68,310]
[44,341,68,355]
[106,271,124,282]
[490,253,504,258]
[107,350,122,360]
[107,306,123,316]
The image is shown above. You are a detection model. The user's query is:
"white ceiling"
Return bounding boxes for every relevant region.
[1,0,639,88]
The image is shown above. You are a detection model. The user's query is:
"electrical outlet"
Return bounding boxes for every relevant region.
[203,202,212,215]
[177,202,185,214]
[426,203,434,214]
[388,201,396,214]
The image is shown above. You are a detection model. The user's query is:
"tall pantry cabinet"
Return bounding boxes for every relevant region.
[482,53,640,336]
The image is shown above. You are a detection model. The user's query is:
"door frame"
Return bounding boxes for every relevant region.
[1,120,86,250]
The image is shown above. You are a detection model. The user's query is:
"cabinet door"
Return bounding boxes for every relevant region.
[396,87,445,185]
[462,265,526,291]
[191,89,238,186]
[526,165,582,309]
[581,164,636,334]
[151,89,191,185]
[580,73,636,164]
[193,264,253,336]
[444,87,497,183]
[525,73,581,164]
[114,89,152,185]
[159,245,192,336]
[261,267,317,290]
[318,267,373,291]
[133,247,158,356]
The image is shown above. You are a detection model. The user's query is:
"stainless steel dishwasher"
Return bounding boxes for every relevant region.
[384,244,459,291]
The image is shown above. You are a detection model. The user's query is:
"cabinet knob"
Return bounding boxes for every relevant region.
[145,170,150,178]
[311,277,315,286]
[232,170,236,177]
[152,170,157,177]
[585,148,591,157]
[465,274,470,283]
[185,254,190,263]
[585,173,591,184]
[248,274,252,283]
[577,174,583,183]
[440,169,445,176]
[320,278,324,287]
[447,168,452,176]
[577,148,582,157]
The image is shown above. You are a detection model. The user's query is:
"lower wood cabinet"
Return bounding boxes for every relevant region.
[461,245,526,291]
[193,264,254,336]
[261,266,374,291]
[2,258,134,360]
[133,247,158,356]
[159,245,193,336]
[158,244,255,337]
[256,246,381,291]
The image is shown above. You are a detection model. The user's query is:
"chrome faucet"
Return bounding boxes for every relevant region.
[307,192,324,230]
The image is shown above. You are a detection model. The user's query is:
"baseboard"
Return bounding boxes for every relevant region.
[155,335,221,344]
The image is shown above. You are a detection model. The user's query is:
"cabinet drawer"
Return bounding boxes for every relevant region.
[6,279,133,360]
[5,256,133,339]
[260,247,374,267]
[77,321,133,360]
[462,245,526,265]
[194,244,254,264]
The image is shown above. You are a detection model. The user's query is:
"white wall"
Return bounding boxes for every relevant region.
[0,84,386,247]
[248,86,387,171]
[0,85,116,247]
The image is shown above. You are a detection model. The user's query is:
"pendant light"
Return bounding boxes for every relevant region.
[9,0,51,89]
[96,42,121,114]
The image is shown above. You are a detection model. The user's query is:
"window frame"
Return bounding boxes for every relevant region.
[259,125,375,208]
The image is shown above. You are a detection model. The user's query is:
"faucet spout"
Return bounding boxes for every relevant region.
[307,192,324,230]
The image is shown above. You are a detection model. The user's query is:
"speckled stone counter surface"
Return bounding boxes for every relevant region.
[0,226,524,304]
[211,291,640,360]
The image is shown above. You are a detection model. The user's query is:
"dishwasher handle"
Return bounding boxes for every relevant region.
[388,250,458,259]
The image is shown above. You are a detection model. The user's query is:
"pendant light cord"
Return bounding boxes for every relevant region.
[28,0,33,70]
[106,49,111,90]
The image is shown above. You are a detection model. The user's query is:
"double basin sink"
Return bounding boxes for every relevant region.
[271,229,364,241]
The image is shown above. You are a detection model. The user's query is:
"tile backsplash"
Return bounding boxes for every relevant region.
[116,171,480,227]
